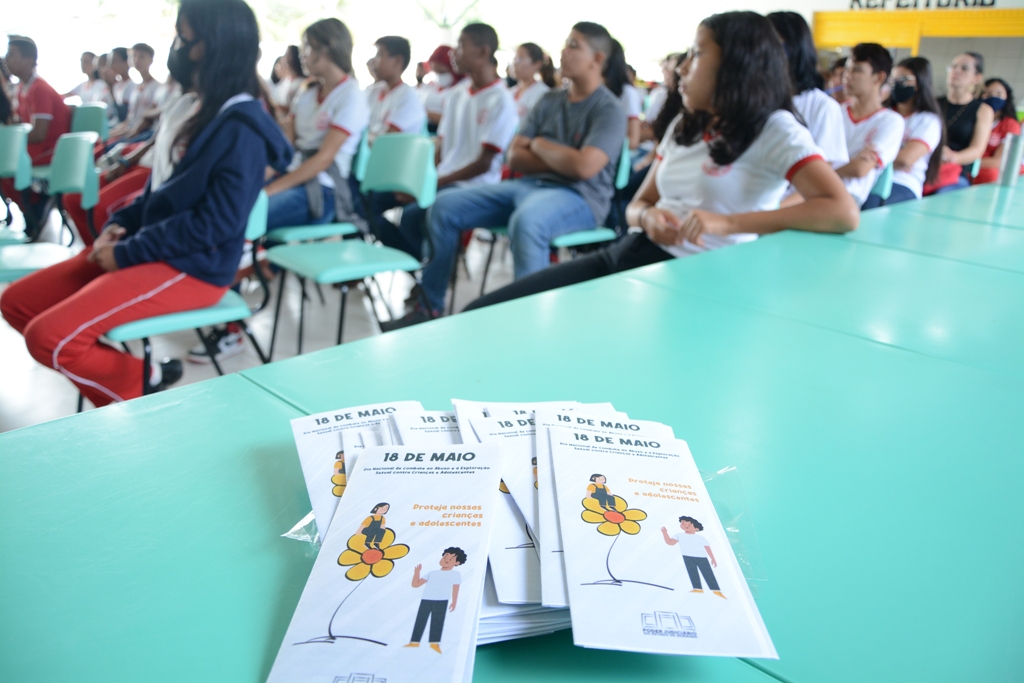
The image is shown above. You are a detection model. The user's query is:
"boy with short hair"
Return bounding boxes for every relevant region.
[835,43,905,208]
[112,43,161,141]
[366,36,426,144]
[405,547,467,654]
[108,47,137,123]
[65,51,110,104]
[661,516,725,599]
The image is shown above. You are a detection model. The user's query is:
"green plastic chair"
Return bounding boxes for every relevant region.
[266,133,432,357]
[868,163,894,206]
[0,124,34,245]
[105,191,272,394]
[71,102,110,143]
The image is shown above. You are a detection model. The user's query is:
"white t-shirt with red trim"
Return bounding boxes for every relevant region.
[841,102,905,206]
[620,84,642,121]
[421,79,456,117]
[436,79,518,187]
[653,110,823,258]
[513,79,550,127]
[367,81,427,144]
[291,75,369,186]
[793,88,849,168]
[893,110,942,198]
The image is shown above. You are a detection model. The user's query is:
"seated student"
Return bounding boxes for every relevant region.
[643,54,684,128]
[420,45,464,133]
[366,36,427,143]
[0,0,292,407]
[368,23,517,264]
[390,22,626,324]
[934,52,994,194]
[264,18,368,232]
[862,57,943,208]
[463,11,857,312]
[826,57,848,104]
[65,52,110,104]
[109,43,162,144]
[624,52,687,203]
[511,42,554,127]
[604,43,642,152]
[95,53,121,126]
[1,35,72,228]
[834,43,905,209]
[108,47,137,123]
[271,45,306,112]
[767,12,848,169]
[974,78,1021,185]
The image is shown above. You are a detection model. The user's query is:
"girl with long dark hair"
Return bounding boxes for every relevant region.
[974,77,1021,185]
[465,11,857,312]
[603,39,641,150]
[511,42,554,127]
[0,0,292,407]
[935,52,994,193]
[866,56,943,206]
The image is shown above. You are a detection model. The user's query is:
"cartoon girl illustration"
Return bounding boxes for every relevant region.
[331,451,347,497]
[359,503,390,549]
[532,457,538,489]
[587,474,615,510]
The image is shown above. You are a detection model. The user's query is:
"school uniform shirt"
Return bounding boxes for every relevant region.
[654,110,823,258]
[367,81,427,144]
[673,533,711,558]
[421,79,456,118]
[13,75,72,164]
[436,79,518,188]
[975,116,1024,184]
[113,79,137,108]
[421,569,461,601]
[144,92,200,191]
[620,83,642,121]
[512,80,550,128]
[125,78,163,131]
[645,85,668,122]
[71,79,111,104]
[841,102,905,206]
[892,110,942,198]
[792,88,849,168]
[290,75,369,187]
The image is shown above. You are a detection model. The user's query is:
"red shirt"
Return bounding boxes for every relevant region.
[15,74,72,165]
[974,116,1023,185]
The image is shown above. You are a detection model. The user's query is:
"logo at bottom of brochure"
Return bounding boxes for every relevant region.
[641,611,697,638]
[334,675,386,683]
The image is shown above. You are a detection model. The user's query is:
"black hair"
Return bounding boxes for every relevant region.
[851,43,893,82]
[461,23,499,67]
[678,515,704,531]
[831,56,847,72]
[891,57,944,186]
[963,51,985,75]
[571,21,616,78]
[984,77,1016,120]
[131,43,155,58]
[651,51,686,140]
[602,38,629,97]
[174,0,262,151]
[443,546,467,565]
[371,502,389,513]
[7,36,38,63]
[283,45,304,78]
[767,11,824,94]
[304,18,353,74]
[519,42,555,88]
[270,56,282,85]
[589,474,605,482]
[375,36,412,71]
[675,11,795,167]
[111,47,129,64]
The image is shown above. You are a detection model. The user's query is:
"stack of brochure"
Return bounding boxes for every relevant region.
[267,400,776,683]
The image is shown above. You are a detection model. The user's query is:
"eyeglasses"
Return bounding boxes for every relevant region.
[947,64,974,73]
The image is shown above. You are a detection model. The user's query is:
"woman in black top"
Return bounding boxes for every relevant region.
[935,52,994,193]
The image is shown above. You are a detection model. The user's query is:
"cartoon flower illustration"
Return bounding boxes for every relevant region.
[338,528,409,581]
[581,495,646,536]
[331,453,346,497]
[499,480,510,494]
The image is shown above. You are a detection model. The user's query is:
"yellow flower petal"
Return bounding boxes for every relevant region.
[332,485,345,497]
[338,549,363,566]
[348,533,368,552]
[597,521,621,536]
[379,528,396,550]
[623,508,647,521]
[499,480,510,494]
[581,510,606,524]
[619,520,641,535]
[383,543,410,560]
[612,495,628,512]
[370,559,394,578]
[346,562,371,581]
[331,473,346,485]
[582,497,604,513]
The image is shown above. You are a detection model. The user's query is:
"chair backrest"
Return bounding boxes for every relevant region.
[0,124,33,190]
[72,103,110,142]
[360,133,438,208]
[870,163,894,201]
[353,129,371,183]
[614,137,631,191]
[48,132,100,209]
[245,190,269,241]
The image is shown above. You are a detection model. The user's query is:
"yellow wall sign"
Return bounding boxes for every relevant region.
[813,8,1024,53]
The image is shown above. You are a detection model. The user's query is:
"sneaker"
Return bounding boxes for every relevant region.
[187,326,245,364]
[148,358,183,392]
[379,308,437,332]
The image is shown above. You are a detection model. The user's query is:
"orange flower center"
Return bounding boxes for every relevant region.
[361,548,384,564]
[603,510,625,524]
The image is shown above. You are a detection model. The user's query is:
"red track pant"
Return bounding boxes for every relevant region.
[0,249,227,407]
[64,166,151,247]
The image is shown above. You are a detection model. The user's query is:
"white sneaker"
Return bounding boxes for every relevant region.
[187,327,245,364]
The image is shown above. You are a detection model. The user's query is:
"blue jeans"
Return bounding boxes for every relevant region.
[422,180,596,312]
[366,191,428,260]
[860,182,918,209]
[266,184,336,232]
[934,176,970,195]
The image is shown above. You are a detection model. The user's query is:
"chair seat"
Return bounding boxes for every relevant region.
[550,228,617,249]
[267,240,420,284]
[106,290,253,342]
[0,243,75,282]
[0,227,29,246]
[265,222,359,243]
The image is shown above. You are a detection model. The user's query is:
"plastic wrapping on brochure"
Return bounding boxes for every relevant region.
[701,465,767,593]
[281,510,321,548]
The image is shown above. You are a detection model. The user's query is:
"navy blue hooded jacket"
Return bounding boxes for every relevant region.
[110,98,293,287]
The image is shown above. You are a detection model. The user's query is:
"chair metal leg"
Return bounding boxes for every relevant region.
[336,285,348,345]
[361,280,385,329]
[240,322,269,364]
[77,393,85,413]
[314,282,326,305]
[141,337,153,396]
[297,276,307,355]
[196,328,225,376]
[370,276,394,320]
[480,238,498,297]
[447,236,464,316]
[269,270,287,361]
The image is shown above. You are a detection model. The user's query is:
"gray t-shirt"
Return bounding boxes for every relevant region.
[519,85,627,223]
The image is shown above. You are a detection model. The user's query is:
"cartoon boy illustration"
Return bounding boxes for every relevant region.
[358,503,389,549]
[331,451,346,497]
[587,474,615,510]
[661,516,726,599]
[404,547,466,654]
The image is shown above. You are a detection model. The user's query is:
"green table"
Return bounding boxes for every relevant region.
[627,231,1024,377]
[887,184,1024,231]
[849,206,1024,273]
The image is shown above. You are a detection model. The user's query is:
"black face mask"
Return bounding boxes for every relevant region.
[892,83,916,104]
[167,39,198,90]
